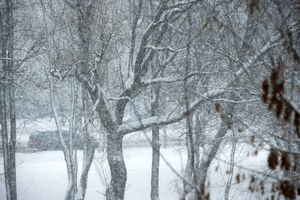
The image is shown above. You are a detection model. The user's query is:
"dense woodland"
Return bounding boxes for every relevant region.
[1,0,300,200]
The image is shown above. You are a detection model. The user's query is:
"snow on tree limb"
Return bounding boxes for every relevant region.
[119,36,279,135]
[142,71,213,85]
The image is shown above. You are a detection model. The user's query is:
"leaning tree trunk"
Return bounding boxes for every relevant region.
[106,134,127,200]
[196,113,233,200]
[63,152,77,200]
[76,86,96,200]
[48,74,79,200]
[76,146,95,200]
[194,89,237,200]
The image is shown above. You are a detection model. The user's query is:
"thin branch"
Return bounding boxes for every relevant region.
[62,0,77,10]
[118,36,278,135]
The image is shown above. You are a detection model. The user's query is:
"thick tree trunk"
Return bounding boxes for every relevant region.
[0,86,11,200]
[106,134,127,200]
[0,0,17,199]
[8,77,17,200]
[0,51,17,200]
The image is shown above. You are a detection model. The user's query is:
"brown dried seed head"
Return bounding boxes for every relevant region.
[261,93,268,104]
[270,95,278,106]
[260,181,265,195]
[271,183,276,193]
[281,151,290,171]
[237,128,244,133]
[280,181,296,199]
[275,100,283,119]
[296,126,300,138]
[215,103,222,113]
[293,112,300,137]
[236,174,241,184]
[250,135,255,144]
[284,105,292,122]
[227,120,233,129]
[275,81,284,94]
[250,176,255,183]
[268,148,279,170]
[262,79,269,94]
[247,0,260,15]
[205,193,210,200]
[270,68,279,88]
[253,150,258,156]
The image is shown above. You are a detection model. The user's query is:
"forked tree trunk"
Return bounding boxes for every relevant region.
[49,78,97,200]
[63,152,77,200]
[49,76,77,200]
[106,134,127,200]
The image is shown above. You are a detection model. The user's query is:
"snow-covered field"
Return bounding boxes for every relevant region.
[0,147,186,200]
[0,143,270,200]
[0,119,272,200]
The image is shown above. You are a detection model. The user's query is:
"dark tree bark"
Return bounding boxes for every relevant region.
[106,134,127,200]
[61,1,204,199]
[0,0,17,199]
[150,83,161,200]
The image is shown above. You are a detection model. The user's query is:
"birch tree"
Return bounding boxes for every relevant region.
[46,70,98,200]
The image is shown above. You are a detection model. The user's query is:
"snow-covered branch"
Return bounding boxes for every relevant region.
[142,71,213,85]
[167,0,201,10]
[119,36,278,135]
[144,45,177,52]
[211,98,260,104]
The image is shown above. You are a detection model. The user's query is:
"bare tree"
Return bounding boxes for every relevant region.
[59,1,207,199]
[46,71,98,200]
[0,0,17,199]
[12,0,298,200]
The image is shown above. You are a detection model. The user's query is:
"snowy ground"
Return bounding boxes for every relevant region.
[0,143,270,200]
[0,147,186,200]
[0,119,272,200]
